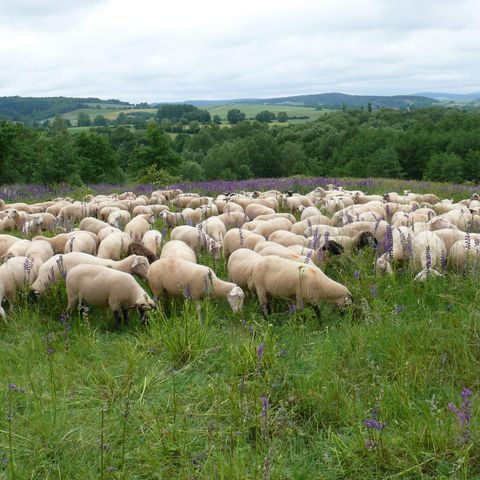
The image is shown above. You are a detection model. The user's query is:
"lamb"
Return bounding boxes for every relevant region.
[65,265,155,325]
[227,249,262,289]
[31,212,56,232]
[148,258,244,314]
[21,216,44,236]
[248,256,351,315]
[124,215,152,242]
[223,229,266,258]
[30,253,150,296]
[160,240,197,263]
[0,256,37,319]
[97,231,132,260]
[64,233,97,255]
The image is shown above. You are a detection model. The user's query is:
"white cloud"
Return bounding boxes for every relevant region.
[0,0,479,102]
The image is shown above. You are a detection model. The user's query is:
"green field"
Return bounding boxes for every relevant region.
[204,103,329,121]
[58,107,157,124]
[1,181,479,477]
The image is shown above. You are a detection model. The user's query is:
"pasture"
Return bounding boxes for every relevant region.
[0,180,479,478]
[203,103,328,122]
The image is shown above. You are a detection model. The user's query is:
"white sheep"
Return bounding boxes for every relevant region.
[148,257,244,314]
[160,240,197,263]
[223,229,266,258]
[0,235,22,259]
[198,217,227,242]
[79,217,110,235]
[64,232,97,255]
[141,230,163,258]
[248,255,351,316]
[30,253,150,295]
[0,256,37,319]
[268,230,308,248]
[170,226,221,258]
[227,248,262,289]
[26,240,54,271]
[97,231,132,260]
[2,239,32,260]
[65,265,155,325]
[124,215,152,242]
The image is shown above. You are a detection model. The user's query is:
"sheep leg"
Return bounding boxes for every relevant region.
[113,310,122,328]
[312,305,321,320]
[122,308,129,324]
[195,301,202,321]
[256,287,270,317]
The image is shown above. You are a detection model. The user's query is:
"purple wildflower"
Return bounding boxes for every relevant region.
[425,245,432,271]
[261,394,269,418]
[182,285,192,300]
[448,387,473,444]
[440,249,447,272]
[354,270,360,281]
[370,285,378,298]
[257,343,265,361]
[383,225,393,260]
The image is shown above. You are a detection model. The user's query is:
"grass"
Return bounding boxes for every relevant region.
[1,213,479,478]
[202,103,330,122]
[56,107,157,123]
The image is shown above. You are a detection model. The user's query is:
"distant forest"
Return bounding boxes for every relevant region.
[1,107,480,185]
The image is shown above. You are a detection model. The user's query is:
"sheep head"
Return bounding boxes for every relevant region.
[227,286,244,313]
[131,256,150,278]
[376,255,393,275]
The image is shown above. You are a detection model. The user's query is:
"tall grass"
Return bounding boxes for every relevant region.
[0,241,478,478]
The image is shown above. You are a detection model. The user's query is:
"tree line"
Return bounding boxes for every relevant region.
[2,107,480,186]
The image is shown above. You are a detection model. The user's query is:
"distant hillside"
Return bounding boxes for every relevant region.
[187,92,438,109]
[0,96,132,123]
[414,92,480,102]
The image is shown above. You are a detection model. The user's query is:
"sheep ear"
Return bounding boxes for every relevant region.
[230,286,243,297]
[132,256,139,268]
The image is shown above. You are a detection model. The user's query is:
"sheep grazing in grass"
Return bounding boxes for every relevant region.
[97,231,132,260]
[30,253,150,296]
[65,265,155,326]
[148,257,244,315]
[124,215,152,242]
[64,233,97,255]
[0,256,37,320]
[227,248,262,289]
[160,240,197,263]
[412,231,447,281]
[0,235,22,259]
[126,242,156,264]
[141,230,163,259]
[170,226,222,259]
[248,256,351,316]
[78,217,110,235]
[223,229,266,259]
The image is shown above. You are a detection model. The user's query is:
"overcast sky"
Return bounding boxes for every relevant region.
[0,0,479,102]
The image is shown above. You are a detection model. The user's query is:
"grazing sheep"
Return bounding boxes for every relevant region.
[448,239,480,272]
[79,217,110,235]
[411,231,447,281]
[30,253,150,296]
[65,265,155,325]
[97,231,132,260]
[2,240,32,260]
[127,242,156,264]
[0,235,22,258]
[290,215,333,235]
[223,229,266,258]
[26,240,54,271]
[268,230,308,248]
[107,210,132,229]
[251,218,293,239]
[181,208,204,226]
[0,256,37,319]
[198,217,227,242]
[64,233,97,255]
[248,256,351,315]
[217,212,248,230]
[256,244,316,265]
[148,258,244,314]
[124,215,152,242]
[22,216,44,236]
[97,226,122,242]
[227,248,262,289]
[300,206,322,221]
[170,226,221,257]
[245,204,275,219]
[160,240,197,263]
[141,230,163,258]
[223,202,244,214]
[99,206,120,221]
[254,213,296,223]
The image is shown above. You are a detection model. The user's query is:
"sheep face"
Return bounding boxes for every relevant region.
[131,256,150,278]
[376,255,393,275]
[209,242,223,260]
[136,297,155,322]
[334,294,352,308]
[227,286,244,313]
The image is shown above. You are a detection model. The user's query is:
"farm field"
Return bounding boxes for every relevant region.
[203,103,329,121]
[57,107,157,124]
[0,177,479,478]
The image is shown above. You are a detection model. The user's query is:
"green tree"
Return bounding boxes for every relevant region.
[77,112,91,127]
[213,114,222,124]
[424,152,463,182]
[277,111,288,123]
[227,109,246,124]
[93,115,109,127]
[255,110,275,123]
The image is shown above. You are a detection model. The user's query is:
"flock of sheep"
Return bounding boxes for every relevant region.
[1,184,479,323]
